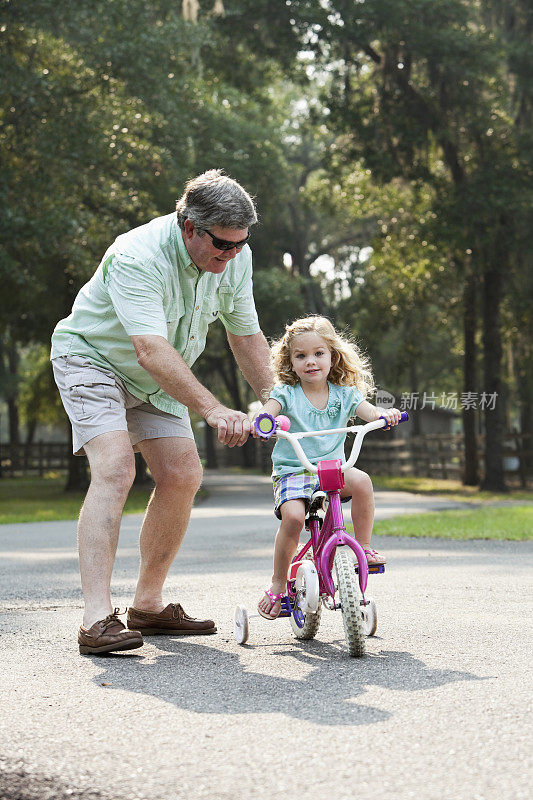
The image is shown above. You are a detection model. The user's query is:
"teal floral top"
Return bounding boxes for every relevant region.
[269,382,365,477]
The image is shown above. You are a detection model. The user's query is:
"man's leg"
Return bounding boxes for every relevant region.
[79,431,136,628]
[132,437,203,612]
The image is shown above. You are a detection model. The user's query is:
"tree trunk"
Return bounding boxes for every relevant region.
[7,397,20,448]
[133,452,152,485]
[6,339,20,470]
[204,422,218,469]
[223,338,243,410]
[462,271,479,485]
[409,358,421,436]
[6,338,20,445]
[221,339,256,467]
[480,260,507,491]
[26,418,37,445]
[516,329,533,474]
[64,429,89,492]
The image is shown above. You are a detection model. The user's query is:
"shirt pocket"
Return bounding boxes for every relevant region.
[203,292,222,324]
[165,292,185,343]
[218,287,235,315]
[64,371,121,422]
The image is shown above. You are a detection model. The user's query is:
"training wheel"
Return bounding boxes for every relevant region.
[361,598,377,637]
[295,560,320,614]
[234,605,250,645]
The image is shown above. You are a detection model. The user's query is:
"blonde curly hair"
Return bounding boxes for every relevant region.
[270,316,375,397]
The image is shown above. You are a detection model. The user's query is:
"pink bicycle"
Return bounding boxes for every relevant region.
[234,410,409,656]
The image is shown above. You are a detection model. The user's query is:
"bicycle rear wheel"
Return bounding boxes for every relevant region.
[289,557,321,640]
[334,547,366,657]
[289,602,321,639]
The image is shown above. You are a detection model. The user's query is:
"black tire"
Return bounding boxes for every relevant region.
[289,602,322,639]
[334,548,366,657]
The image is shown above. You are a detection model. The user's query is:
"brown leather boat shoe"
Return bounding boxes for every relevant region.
[127,603,216,635]
[78,609,143,655]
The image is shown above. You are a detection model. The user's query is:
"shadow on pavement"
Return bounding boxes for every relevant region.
[87,638,487,727]
[0,758,114,800]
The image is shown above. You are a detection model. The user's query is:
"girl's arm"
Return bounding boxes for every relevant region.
[355,400,402,427]
[255,397,282,418]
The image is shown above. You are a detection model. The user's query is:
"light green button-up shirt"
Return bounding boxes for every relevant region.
[51,213,260,416]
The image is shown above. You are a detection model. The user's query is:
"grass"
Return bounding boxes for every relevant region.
[0,474,155,524]
[367,506,533,541]
[372,475,533,503]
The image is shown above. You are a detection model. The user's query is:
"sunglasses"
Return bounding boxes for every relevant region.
[197,227,250,251]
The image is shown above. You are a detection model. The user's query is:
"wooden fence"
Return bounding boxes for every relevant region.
[0,442,72,478]
[1,433,531,485]
[356,433,532,486]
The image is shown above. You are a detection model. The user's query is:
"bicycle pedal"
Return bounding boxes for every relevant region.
[280,597,292,614]
[355,563,385,574]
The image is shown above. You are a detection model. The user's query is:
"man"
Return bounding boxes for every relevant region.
[51,170,273,655]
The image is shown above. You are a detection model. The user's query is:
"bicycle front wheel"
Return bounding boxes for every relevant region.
[334,548,366,657]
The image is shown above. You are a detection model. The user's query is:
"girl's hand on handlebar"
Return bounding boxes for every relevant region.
[377,407,402,428]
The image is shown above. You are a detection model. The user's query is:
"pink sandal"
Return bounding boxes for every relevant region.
[364,548,387,565]
[257,589,285,620]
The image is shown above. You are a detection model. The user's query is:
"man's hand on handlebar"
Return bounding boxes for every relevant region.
[204,404,251,447]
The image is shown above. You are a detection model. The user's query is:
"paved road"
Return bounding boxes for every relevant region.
[1,472,531,800]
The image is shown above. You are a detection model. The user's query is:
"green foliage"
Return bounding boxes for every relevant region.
[17,345,65,436]
[255,0,532,473]
[0,16,160,342]
[337,179,461,392]
[252,267,307,339]
[1,0,531,483]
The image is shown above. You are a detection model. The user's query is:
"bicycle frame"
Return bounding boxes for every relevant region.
[289,483,369,600]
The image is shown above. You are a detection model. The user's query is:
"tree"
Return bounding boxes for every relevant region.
[242,0,531,489]
[0,9,161,482]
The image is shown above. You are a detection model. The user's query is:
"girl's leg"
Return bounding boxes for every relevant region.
[258,499,306,619]
[342,468,386,564]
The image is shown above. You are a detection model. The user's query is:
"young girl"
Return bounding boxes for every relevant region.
[255,316,401,620]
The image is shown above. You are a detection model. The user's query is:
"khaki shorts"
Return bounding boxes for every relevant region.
[52,355,194,455]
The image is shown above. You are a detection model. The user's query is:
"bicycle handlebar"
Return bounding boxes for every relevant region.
[254,411,409,474]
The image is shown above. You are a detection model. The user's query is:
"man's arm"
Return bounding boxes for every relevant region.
[131,334,250,447]
[226,330,274,401]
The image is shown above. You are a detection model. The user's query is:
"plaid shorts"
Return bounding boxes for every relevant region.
[272,471,320,520]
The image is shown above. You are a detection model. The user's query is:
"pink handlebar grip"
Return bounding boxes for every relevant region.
[275,415,291,432]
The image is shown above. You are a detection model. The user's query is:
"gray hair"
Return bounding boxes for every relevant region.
[176,169,257,231]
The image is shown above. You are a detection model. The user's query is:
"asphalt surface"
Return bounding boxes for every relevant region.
[1,471,532,800]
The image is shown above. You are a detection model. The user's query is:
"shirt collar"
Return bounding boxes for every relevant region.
[175,219,198,275]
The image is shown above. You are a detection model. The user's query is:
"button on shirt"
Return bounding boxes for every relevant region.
[50,213,260,417]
